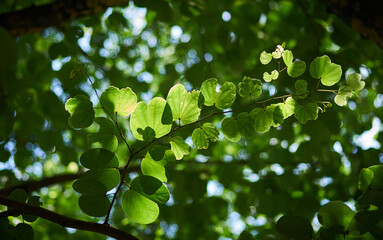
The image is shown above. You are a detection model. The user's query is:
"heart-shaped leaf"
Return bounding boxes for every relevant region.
[100,86,137,117]
[121,190,159,224]
[318,201,354,234]
[221,117,240,142]
[260,51,272,65]
[282,50,293,67]
[346,73,365,91]
[287,61,306,78]
[263,70,279,82]
[129,175,170,204]
[200,78,218,106]
[250,108,274,133]
[215,82,236,110]
[294,102,318,124]
[80,148,119,169]
[141,153,167,182]
[238,77,262,98]
[236,112,255,139]
[88,117,118,151]
[65,95,95,128]
[201,122,219,142]
[310,55,342,86]
[170,136,190,160]
[192,128,209,149]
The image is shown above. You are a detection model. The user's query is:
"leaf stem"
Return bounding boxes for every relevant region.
[316,89,338,94]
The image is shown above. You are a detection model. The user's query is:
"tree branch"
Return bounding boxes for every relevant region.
[0,196,138,240]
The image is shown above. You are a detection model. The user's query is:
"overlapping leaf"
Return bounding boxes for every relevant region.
[170,136,190,160]
[142,153,167,182]
[65,95,95,128]
[192,128,209,149]
[294,102,318,124]
[200,79,236,109]
[318,201,354,234]
[121,190,159,224]
[78,195,110,217]
[100,86,137,117]
[80,148,119,169]
[88,118,118,151]
[310,55,342,86]
[263,70,279,82]
[238,77,262,98]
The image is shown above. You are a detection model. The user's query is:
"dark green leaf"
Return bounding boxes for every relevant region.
[78,195,110,217]
[65,95,95,128]
[80,148,119,169]
[130,175,170,204]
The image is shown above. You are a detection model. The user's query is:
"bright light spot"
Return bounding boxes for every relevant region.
[259,13,267,25]
[204,53,213,62]
[271,163,284,175]
[138,71,153,83]
[207,180,224,197]
[78,28,92,53]
[171,25,183,39]
[316,177,333,187]
[269,85,276,95]
[348,101,357,110]
[359,66,371,78]
[281,140,288,149]
[269,138,278,146]
[333,141,343,154]
[222,11,231,22]
[166,192,174,206]
[196,154,208,163]
[226,212,246,234]
[374,94,383,108]
[289,143,299,153]
[243,167,260,182]
[51,56,71,71]
[320,199,330,205]
[181,33,191,43]
[353,117,381,150]
[253,216,267,226]
[122,7,147,35]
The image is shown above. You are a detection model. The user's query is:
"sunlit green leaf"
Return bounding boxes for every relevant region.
[80,148,119,169]
[216,82,236,110]
[72,178,107,196]
[122,190,159,224]
[236,112,255,139]
[276,97,296,118]
[250,108,274,133]
[276,215,313,239]
[130,98,172,141]
[318,201,354,233]
[294,102,318,124]
[310,55,342,86]
[130,175,170,204]
[65,95,95,128]
[192,128,209,149]
[287,61,306,78]
[272,105,284,125]
[82,169,120,191]
[100,86,137,117]
[201,78,218,106]
[88,117,118,151]
[295,79,308,97]
[202,122,219,142]
[263,70,279,82]
[358,168,374,192]
[78,195,110,217]
[260,51,272,65]
[282,50,293,67]
[238,77,262,98]
[221,117,240,142]
[142,153,167,182]
[170,136,190,160]
[167,84,201,124]
[346,73,365,91]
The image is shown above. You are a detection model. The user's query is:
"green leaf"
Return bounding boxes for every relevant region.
[65,95,95,128]
[142,153,167,182]
[72,178,107,195]
[282,50,293,67]
[358,168,374,192]
[130,175,170,204]
[192,128,209,149]
[201,78,218,106]
[0,27,18,69]
[170,136,190,160]
[346,73,365,91]
[201,122,219,142]
[100,86,137,117]
[238,77,262,98]
[221,117,241,142]
[148,145,168,161]
[88,117,118,151]
[263,70,279,82]
[295,79,308,97]
[78,195,110,217]
[22,196,42,222]
[318,201,354,234]
[236,112,255,139]
[130,98,172,141]
[8,188,28,203]
[334,94,348,106]
[287,61,306,78]
[166,84,201,124]
[272,105,284,125]
[216,82,236,110]
[294,102,318,124]
[368,165,383,189]
[80,148,119,169]
[15,223,34,240]
[260,51,272,65]
[276,215,313,239]
[121,190,159,224]
[276,97,296,118]
[82,169,120,191]
[334,86,353,106]
[310,55,342,86]
[250,108,274,133]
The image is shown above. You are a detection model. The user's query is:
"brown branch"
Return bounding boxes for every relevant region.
[0,0,132,36]
[0,196,138,240]
[0,166,140,197]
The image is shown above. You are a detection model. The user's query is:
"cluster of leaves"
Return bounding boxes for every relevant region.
[63,46,365,226]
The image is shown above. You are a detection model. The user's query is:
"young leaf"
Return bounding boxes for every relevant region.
[78,195,110,217]
[221,117,241,142]
[276,215,313,239]
[294,102,318,124]
[100,86,137,117]
[130,98,172,141]
[276,97,296,118]
[121,190,159,224]
[88,117,118,151]
[80,148,119,169]
[192,128,209,149]
[238,77,262,98]
[310,55,342,86]
[142,154,167,182]
[272,105,284,125]
[334,86,353,106]
[260,51,272,65]
[167,84,201,124]
[129,175,170,204]
[82,169,120,191]
[263,70,279,82]
[250,108,274,133]
[282,50,293,67]
[170,136,190,160]
[215,82,236,110]
[287,61,306,78]
[201,78,218,106]
[346,73,365,91]
[65,95,95,128]
[295,79,308,98]
[236,112,255,139]
[72,178,107,196]
[318,201,354,234]
[201,122,219,142]
[22,196,42,222]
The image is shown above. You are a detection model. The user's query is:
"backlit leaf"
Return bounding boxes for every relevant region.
[294,102,318,124]
[310,55,342,86]
[346,73,365,91]
[318,201,354,234]
[201,78,218,106]
[201,122,219,142]
[170,136,190,160]
[282,50,293,67]
[368,165,383,189]
[358,168,374,192]
[263,70,279,82]
[122,190,159,224]
[221,117,240,142]
[78,195,110,217]
[100,86,137,117]
[80,148,119,169]
[276,97,296,118]
[192,128,209,149]
[72,178,107,196]
[236,112,255,139]
[82,169,120,191]
[287,61,306,78]
[238,77,262,98]
[65,95,95,128]
[142,153,167,182]
[250,108,274,133]
[129,175,170,204]
[260,51,272,65]
[88,117,118,151]
[216,82,236,110]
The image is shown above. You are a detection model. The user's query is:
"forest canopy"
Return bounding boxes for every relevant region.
[1,0,383,239]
